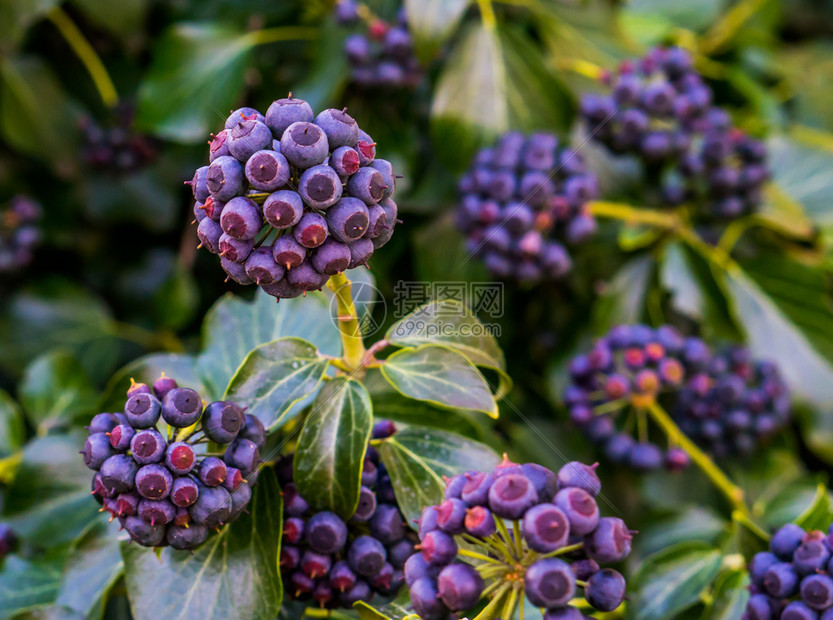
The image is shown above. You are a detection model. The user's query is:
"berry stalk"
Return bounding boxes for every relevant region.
[326,272,366,372]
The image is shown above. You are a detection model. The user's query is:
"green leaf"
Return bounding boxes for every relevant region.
[196,289,340,401]
[0,553,65,618]
[381,345,498,417]
[629,542,723,620]
[724,266,833,408]
[2,431,100,548]
[760,481,827,530]
[709,570,750,620]
[70,0,148,38]
[622,0,721,33]
[122,467,282,620]
[638,507,727,558]
[0,1,60,53]
[293,378,373,519]
[55,518,123,620]
[592,255,654,332]
[403,0,470,62]
[767,135,833,227]
[19,350,97,434]
[661,242,704,321]
[136,23,254,142]
[0,389,25,457]
[0,56,78,176]
[795,483,833,531]
[99,353,204,413]
[225,338,330,431]
[12,605,85,620]
[354,590,414,619]
[412,212,489,281]
[379,426,499,527]
[0,279,120,381]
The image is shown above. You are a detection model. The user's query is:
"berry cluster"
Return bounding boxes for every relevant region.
[190,95,399,300]
[279,420,413,609]
[80,105,157,173]
[746,523,833,619]
[0,523,15,562]
[0,195,41,274]
[455,132,599,283]
[82,376,265,550]
[564,324,790,471]
[580,46,768,219]
[407,457,632,619]
[336,1,421,89]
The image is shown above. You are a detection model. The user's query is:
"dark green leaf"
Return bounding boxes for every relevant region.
[2,431,100,548]
[760,481,827,530]
[122,467,282,620]
[136,23,253,142]
[381,345,498,417]
[354,590,413,619]
[55,518,123,620]
[709,570,750,620]
[19,350,97,433]
[0,1,60,53]
[0,553,65,618]
[196,289,340,401]
[0,279,120,381]
[379,426,499,527]
[70,0,148,38]
[225,338,330,431]
[638,508,727,558]
[99,353,203,413]
[0,389,25,457]
[592,255,654,332]
[403,0,470,62]
[0,56,78,176]
[294,378,373,519]
[661,242,704,321]
[629,542,723,620]
[794,483,833,531]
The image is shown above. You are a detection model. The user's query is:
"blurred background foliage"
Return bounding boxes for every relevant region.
[2,0,833,618]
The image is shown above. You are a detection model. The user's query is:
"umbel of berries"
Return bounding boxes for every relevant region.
[407,456,633,619]
[0,195,42,274]
[335,1,421,89]
[189,94,399,300]
[80,103,158,173]
[580,46,768,218]
[82,375,266,550]
[563,324,790,472]
[745,522,833,619]
[278,421,415,609]
[455,131,599,284]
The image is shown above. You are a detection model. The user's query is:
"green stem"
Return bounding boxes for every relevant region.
[734,509,772,542]
[646,401,749,515]
[474,583,512,620]
[587,200,680,229]
[512,520,524,557]
[538,542,584,560]
[47,7,118,107]
[326,272,366,372]
[476,0,498,30]
[501,585,519,620]
[458,548,503,565]
[242,27,318,47]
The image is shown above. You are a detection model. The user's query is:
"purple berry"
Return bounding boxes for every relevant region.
[171,477,199,507]
[585,568,626,612]
[202,400,244,443]
[135,464,173,500]
[299,164,343,210]
[280,121,329,168]
[272,235,306,270]
[584,517,633,563]
[437,563,484,611]
[82,432,116,470]
[348,535,387,577]
[306,512,348,554]
[99,454,138,494]
[124,393,161,429]
[206,156,246,202]
[525,558,575,608]
[487,473,538,519]
[556,461,601,496]
[419,530,457,566]
[227,119,272,162]
[294,212,329,248]
[220,197,261,241]
[522,503,570,552]
[266,97,314,136]
[130,429,166,465]
[189,484,232,528]
[263,190,303,229]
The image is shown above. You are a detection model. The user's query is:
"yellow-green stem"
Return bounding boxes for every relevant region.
[458,548,503,565]
[47,7,118,107]
[699,0,768,54]
[474,582,512,620]
[646,401,748,514]
[476,0,498,30]
[242,27,318,47]
[502,585,519,620]
[327,272,366,371]
[587,201,680,229]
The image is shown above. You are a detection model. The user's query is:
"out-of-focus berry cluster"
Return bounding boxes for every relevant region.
[407,457,632,619]
[746,523,833,619]
[0,195,42,274]
[335,1,421,89]
[581,46,769,219]
[279,420,413,609]
[564,324,790,471]
[190,95,398,300]
[82,376,265,550]
[80,104,158,173]
[455,132,599,284]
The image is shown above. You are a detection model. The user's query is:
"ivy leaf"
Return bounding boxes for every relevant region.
[0,553,65,618]
[55,518,123,620]
[592,255,654,332]
[354,590,413,619]
[225,338,330,431]
[136,23,254,142]
[766,135,833,228]
[2,431,100,548]
[795,483,833,531]
[403,0,470,62]
[122,467,282,620]
[709,570,750,620]
[70,0,148,39]
[379,426,499,527]
[638,507,727,558]
[0,389,25,458]
[99,353,204,412]
[293,378,373,519]
[761,481,828,530]
[381,345,499,417]
[0,55,78,177]
[19,350,98,434]
[0,1,60,53]
[660,242,704,321]
[629,542,723,620]
[196,289,340,401]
